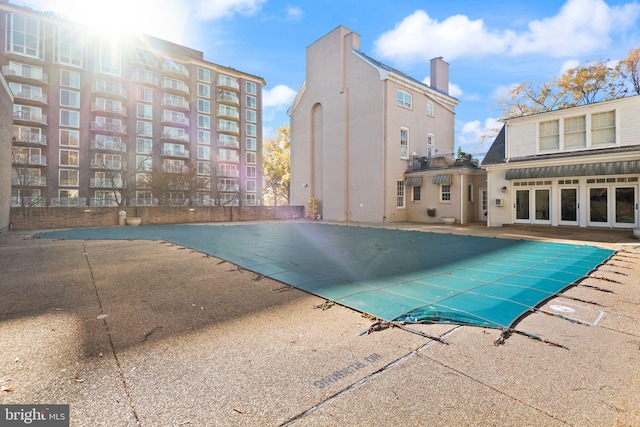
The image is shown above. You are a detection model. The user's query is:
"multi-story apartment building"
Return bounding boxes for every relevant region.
[289,26,466,223]
[1,2,264,208]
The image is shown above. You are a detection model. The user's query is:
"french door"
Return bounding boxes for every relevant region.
[588,185,637,228]
[559,187,579,226]
[515,188,551,224]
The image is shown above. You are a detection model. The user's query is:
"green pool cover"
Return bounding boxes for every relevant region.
[37,223,614,329]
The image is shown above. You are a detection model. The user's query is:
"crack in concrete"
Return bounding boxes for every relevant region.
[83,242,142,427]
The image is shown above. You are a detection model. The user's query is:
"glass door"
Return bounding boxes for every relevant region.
[533,189,551,224]
[614,186,636,228]
[588,187,609,226]
[515,189,529,222]
[559,187,578,225]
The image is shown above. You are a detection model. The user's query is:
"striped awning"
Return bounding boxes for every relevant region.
[432,174,451,185]
[405,176,422,186]
[505,161,640,180]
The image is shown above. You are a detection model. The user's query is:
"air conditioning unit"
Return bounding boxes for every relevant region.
[494,198,503,207]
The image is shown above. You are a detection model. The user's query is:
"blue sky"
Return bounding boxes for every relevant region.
[23,0,640,158]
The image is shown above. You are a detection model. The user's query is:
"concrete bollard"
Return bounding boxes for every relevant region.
[118,210,127,226]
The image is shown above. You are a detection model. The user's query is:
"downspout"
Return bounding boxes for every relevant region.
[459,170,464,225]
[382,79,387,222]
[341,34,350,222]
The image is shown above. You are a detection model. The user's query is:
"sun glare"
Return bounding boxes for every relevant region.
[36,0,189,44]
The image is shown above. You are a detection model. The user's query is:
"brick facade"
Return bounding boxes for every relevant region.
[10,206,305,230]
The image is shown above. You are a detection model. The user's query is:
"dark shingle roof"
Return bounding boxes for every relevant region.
[481,125,506,166]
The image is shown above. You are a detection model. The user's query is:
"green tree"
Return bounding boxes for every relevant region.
[262,125,290,206]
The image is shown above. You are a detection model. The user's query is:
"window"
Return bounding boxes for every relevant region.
[246,166,256,178]
[441,184,451,202]
[9,82,43,101]
[197,130,210,144]
[137,68,154,84]
[246,95,257,109]
[198,67,211,83]
[137,49,155,66]
[218,104,237,117]
[246,180,257,192]
[246,152,257,164]
[137,138,152,154]
[412,185,421,202]
[14,125,42,143]
[426,101,434,116]
[197,161,210,175]
[245,194,257,205]
[539,119,559,150]
[94,135,121,150]
[137,103,153,119]
[163,159,185,173]
[246,110,256,123]
[197,146,210,159]
[97,41,121,76]
[60,109,80,127]
[246,137,256,150]
[246,123,257,137]
[137,121,153,137]
[400,127,409,159]
[591,111,615,145]
[94,153,121,169]
[163,110,186,124]
[397,90,412,108]
[163,143,187,157]
[219,149,239,162]
[60,149,79,166]
[163,126,188,140]
[396,180,405,208]
[467,184,473,202]
[163,93,186,108]
[197,83,210,98]
[60,69,80,88]
[197,99,210,113]
[564,116,586,148]
[6,13,44,59]
[13,105,43,122]
[218,74,238,88]
[137,86,153,102]
[60,89,80,108]
[163,77,187,91]
[60,129,79,147]
[54,27,84,67]
[197,115,210,129]
[137,156,152,171]
[427,134,434,158]
[246,81,257,95]
[59,169,79,186]
[219,119,239,133]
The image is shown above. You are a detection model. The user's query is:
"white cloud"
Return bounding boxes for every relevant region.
[192,0,266,20]
[374,10,513,64]
[374,0,640,64]
[448,82,463,99]
[511,0,640,57]
[286,6,304,21]
[559,59,580,76]
[263,84,297,108]
[458,117,501,151]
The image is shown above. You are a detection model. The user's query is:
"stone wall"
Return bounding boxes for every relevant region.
[9,206,305,231]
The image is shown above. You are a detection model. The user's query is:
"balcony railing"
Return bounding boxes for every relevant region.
[92,82,128,98]
[90,178,123,188]
[90,198,119,207]
[161,98,190,110]
[161,132,190,143]
[12,154,47,166]
[2,65,48,84]
[91,159,122,170]
[218,138,240,148]
[91,103,127,116]
[162,61,190,79]
[217,123,239,134]
[13,111,47,124]
[91,140,126,152]
[13,91,47,104]
[162,116,190,126]
[51,197,87,207]
[218,183,240,192]
[11,176,47,186]
[13,133,47,145]
[162,80,190,95]
[217,109,240,120]
[91,121,127,134]
[163,148,190,158]
[11,196,46,207]
[218,155,240,163]
[216,168,239,177]
[216,93,239,104]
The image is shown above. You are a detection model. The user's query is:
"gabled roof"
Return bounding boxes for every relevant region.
[481,125,506,166]
[352,49,459,112]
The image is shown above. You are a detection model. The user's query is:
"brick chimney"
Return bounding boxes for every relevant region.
[430,57,449,95]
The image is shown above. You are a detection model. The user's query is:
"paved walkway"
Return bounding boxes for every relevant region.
[1,221,639,426]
